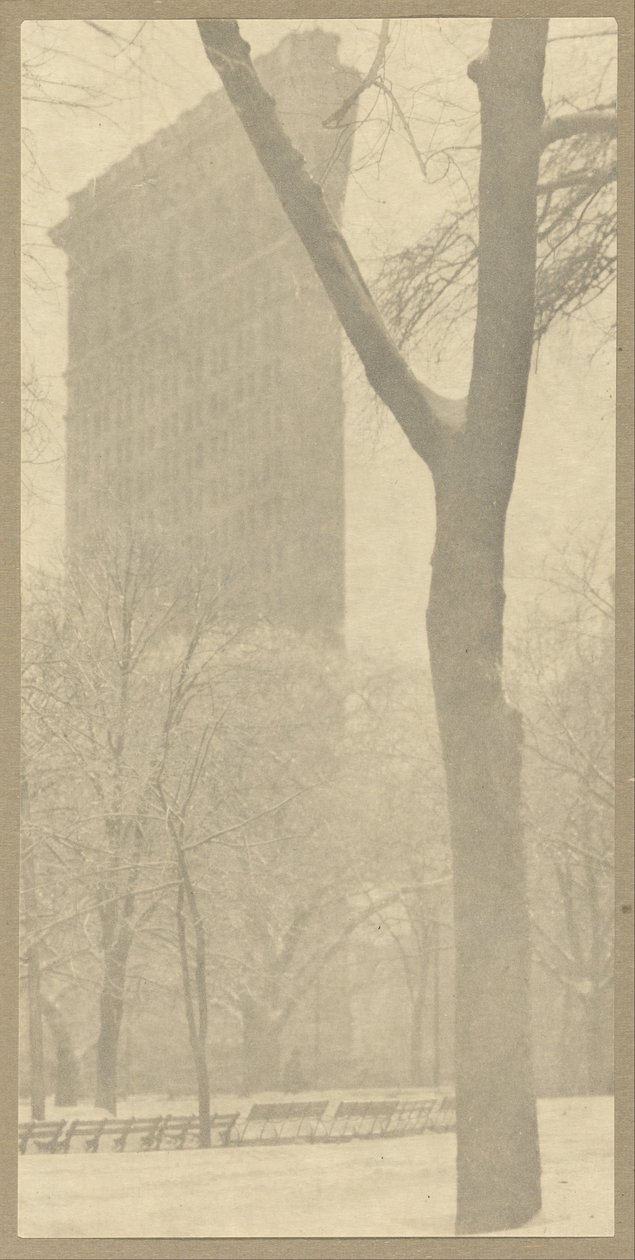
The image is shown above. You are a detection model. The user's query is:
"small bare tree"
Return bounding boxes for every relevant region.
[515,538,614,1094]
[21,530,236,1114]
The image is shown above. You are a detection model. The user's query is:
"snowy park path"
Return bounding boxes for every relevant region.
[18,1095,613,1238]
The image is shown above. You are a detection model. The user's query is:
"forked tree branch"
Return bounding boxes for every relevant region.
[196,19,462,471]
[323,18,391,129]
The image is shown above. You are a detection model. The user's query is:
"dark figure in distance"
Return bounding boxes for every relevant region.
[283,1048,307,1094]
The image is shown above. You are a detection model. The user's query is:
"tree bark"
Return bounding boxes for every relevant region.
[428,469,540,1231]
[582,859,608,1095]
[428,24,547,1230]
[94,819,142,1114]
[584,989,607,1095]
[26,945,46,1120]
[241,997,282,1095]
[196,16,549,1233]
[409,982,426,1087]
[21,777,46,1120]
[175,861,212,1148]
[432,922,442,1087]
[559,983,573,1094]
[408,919,433,1087]
[42,997,80,1107]
[95,941,129,1114]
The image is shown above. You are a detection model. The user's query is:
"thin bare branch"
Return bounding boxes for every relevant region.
[323,19,391,128]
[541,108,617,149]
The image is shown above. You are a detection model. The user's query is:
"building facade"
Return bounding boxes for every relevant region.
[51,30,359,640]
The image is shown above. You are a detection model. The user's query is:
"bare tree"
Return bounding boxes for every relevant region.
[19,770,46,1120]
[377,25,616,359]
[148,638,449,1102]
[514,538,614,1095]
[340,661,451,1088]
[191,17,616,1232]
[21,530,235,1114]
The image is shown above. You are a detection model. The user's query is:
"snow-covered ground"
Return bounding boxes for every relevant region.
[18,1095,613,1238]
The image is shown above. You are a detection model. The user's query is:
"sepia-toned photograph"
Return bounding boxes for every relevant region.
[19,16,617,1240]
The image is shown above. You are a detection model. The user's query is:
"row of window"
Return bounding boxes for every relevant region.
[68,491,292,574]
[67,456,288,516]
[70,364,289,461]
[71,341,289,429]
[70,233,303,356]
[70,397,289,473]
[67,420,291,505]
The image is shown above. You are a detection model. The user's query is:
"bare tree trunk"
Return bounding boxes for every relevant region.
[559,983,573,1094]
[94,821,142,1114]
[313,973,321,1088]
[95,941,129,1114]
[408,921,432,1087]
[427,23,547,1232]
[583,860,608,1095]
[428,476,540,1231]
[21,776,46,1120]
[409,982,426,1087]
[175,860,212,1148]
[241,997,282,1095]
[42,997,80,1107]
[26,945,46,1120]
[432,922,442,1087]
[583,989,606,1096]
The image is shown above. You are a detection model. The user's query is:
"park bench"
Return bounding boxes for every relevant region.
[155,1112,239,1149]
[19,1118,67,1155]
[155,1114,197,1149]
[429,1094,456,1132]
[63,1116,165,1152]
[325,1099,396,1142]
[18,1095,454,1156]
[238,1100,329,1145]
[59,1117,144,1153]
[385,1094,455,1136]
[385,1097,438,1137]
[208,1111,241,1146]
[119,1116,167,1151]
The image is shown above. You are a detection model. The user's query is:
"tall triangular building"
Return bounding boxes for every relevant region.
[51,31,360,642]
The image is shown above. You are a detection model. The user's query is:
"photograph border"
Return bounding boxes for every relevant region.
[2,3,633,1256]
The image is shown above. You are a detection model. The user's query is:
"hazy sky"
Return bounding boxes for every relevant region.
[21,18,616,662]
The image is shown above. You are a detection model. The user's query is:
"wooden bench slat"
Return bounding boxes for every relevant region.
[209,1112,241,1146]
[19,1119,67,1155]
[154,1111,240,1148]
[238,1099,329,1145]
[325,1099,397,1141]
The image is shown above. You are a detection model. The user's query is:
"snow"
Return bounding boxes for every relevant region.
[18,1095,613,1238]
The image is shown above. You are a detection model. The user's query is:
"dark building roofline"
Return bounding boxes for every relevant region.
[49,27,349,249]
